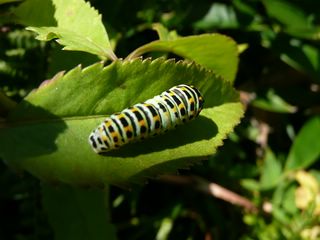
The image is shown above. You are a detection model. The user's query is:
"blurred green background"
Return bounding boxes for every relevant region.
[1,0,320,239]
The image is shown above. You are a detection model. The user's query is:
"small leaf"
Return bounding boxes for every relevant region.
[127,34,238,83]
[42,184,117,240]
[26,0,116,60]
[152,23,178,41]
[260,148,283,190]
[233,0,257,16]
[238,43,248,54]
[241,179,261,191]
[285,116,320,171]
[282,184,298,215]
[0,58,243,187]
[272,180,296,223]
[194,3,238,29]
[252,89,297,113]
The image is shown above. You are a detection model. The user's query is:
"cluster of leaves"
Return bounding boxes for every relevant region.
[0,0,319,239]
[0,0,242,188]
[194,0,320,239]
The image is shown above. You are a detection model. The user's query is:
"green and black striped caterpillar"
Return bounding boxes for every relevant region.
[89,84,204,153]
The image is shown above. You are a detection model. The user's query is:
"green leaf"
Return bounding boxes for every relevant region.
[280,42,320,82]
[26,0,116,60]
[238,43,248,54]
[42,184,116,240]
[194,3,239,30]
[127,34,238,83]
[273,182,298,221]
[282,184,298,215]
[272,180,293,224]
[252,89,297,113]
[0,58,243,187]
[12,0,56,26]
[233,0,257,16]
[152,23,178,41]
[285,116,320,171]
[262,0,311,29]
[285,26,320,40]
[260,148,283,190]
[241,179,261,191]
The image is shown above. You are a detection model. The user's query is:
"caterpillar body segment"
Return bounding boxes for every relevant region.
[89,84,204,153]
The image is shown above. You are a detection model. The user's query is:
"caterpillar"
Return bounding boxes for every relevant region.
[89,84,204,153]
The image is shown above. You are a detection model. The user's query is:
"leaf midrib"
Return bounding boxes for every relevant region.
[1,107,214,128]
[1,115,108,128]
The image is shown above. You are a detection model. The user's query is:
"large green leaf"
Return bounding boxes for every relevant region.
[25,0,116,60]
[127,34,238,83]
[285,116,320,171]
[12,0,56,26]
[0,58,243,187]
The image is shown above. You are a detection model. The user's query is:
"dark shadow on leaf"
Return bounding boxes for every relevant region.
[0,100,67,161]
[126,156,207,187]
[103,115,217,158]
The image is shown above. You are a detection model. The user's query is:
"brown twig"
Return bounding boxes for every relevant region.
[160,175,258,213]
[239,90,256,107]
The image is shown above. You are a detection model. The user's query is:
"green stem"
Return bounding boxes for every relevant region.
[126,41,168,60]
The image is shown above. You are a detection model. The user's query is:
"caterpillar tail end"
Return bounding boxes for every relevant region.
[88,131,109,154]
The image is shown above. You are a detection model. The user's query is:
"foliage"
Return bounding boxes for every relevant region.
[0,0,320,239]
[0,59,241,187]
[1,0,242,188]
